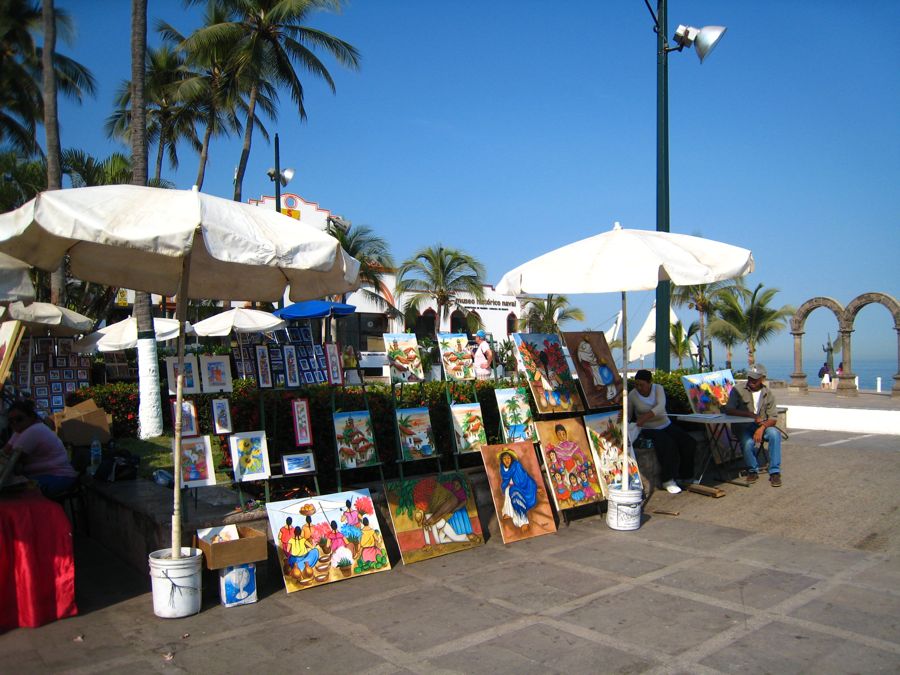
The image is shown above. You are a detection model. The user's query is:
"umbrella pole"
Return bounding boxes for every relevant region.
[621,291,630,490]
[171,257,191,559]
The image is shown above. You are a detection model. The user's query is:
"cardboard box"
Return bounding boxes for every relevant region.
[195,525,269,570]
[53,399,112,446]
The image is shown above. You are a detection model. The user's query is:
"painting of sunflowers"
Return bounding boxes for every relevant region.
[229,431,272,481]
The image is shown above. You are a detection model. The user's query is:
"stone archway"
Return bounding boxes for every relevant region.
[841,292,900,397]
[788,297,844,393]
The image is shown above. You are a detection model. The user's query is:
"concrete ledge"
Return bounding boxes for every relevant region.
[783,405,900,435]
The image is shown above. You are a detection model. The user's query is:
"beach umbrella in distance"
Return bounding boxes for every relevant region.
[5,301,93,336]
[496,222,754,503]
[274,299,356,320]
[0,184,360,559]
[188,307,285,336]
[0,252,35,303]
[72,316,186,353]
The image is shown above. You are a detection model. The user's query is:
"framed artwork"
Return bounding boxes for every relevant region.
[64,382,76,393]
[384,473,483,564]
[563,331,622,408]
[170,398,199,437]
[80,357,90,368]
[35,386,49,398]
[49,369,61,380]
[512,333,584,414]
[480,442,558,544]
[57,338,73,355]
[324,343,343,385]
[76,369,88,379]
[494,388,538,443]
[317,357,327,370]
[173,435,216,488]
[288,327,302,341]
[584,410,643,495]
[282,452,316,476]
[303,371,314,384]
[63,369,74,380]
[211,398,233,434]
[56,357,67,368]
[268,347,283,365]
[36,337,52,354]
[32,374,47,385]
[313,344,323,357]
[296,345,308,357]
[36,398,49,410]
[395,407,436,461]
[449,402,487,454]
[229,431,272,482]
[534,417,604,511]
[298,358,310,371]
[314,370,325,383]
[332,411,378,469]
[51,395,64,408]
[164,355,201,395]
[291,398,313,446]
[197,354,232,393]
[18,362,27,373]
[275,373,286,388]
[681,369,736,415]
[383,333,424,383]
[264,489,390,593]
[33,362,45,373]
[437,332,475,381]
[300,327,313,342]
[78,381,89,389]
[255,345,273,388]
[283,345,301,388]
[51,382,63,394]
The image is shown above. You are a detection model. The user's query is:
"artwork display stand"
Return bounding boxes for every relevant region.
[392,381,442,480]
[331,366,384,493]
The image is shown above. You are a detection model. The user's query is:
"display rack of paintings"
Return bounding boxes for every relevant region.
[8,333,93,413]
[583,410,643,495]
[512,333,584,414]
[494,387,537,443]
[384,472,484,564]
[265,489,391,593]
[562,331,622,409]
[534,417,604,512]
[480,442,558,544]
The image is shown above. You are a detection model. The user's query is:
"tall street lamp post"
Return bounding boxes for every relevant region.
[645,0,726,372]
[266,133,295,215]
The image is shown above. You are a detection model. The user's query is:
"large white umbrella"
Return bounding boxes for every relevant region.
[496,223,754,498]
[72,316,185,353]
[6,301,93,336]
[0,252,35,303]
[0,184,360,558]
[188,307,285,337]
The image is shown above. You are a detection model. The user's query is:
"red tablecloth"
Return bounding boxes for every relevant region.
[0,489,78,630]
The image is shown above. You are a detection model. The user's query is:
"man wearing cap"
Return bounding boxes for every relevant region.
[473,330,493,380]
[724,364,782,487]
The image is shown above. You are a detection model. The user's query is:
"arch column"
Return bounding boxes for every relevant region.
[789,330,808,393]
[835,327,857,397]
[894,327,900,397]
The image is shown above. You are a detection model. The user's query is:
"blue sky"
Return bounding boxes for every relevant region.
[52,1,899,368]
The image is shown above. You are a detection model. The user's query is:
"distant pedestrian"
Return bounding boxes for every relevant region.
[818,362,831,389]
[472,330,493,380]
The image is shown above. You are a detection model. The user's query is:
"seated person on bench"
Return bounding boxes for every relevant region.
[723,363,782,487]
[2,400,78,498]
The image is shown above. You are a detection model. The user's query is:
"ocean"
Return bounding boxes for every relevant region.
[750,357,896,392]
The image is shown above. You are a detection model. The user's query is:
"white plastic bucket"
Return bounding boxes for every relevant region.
[606,488,643,531]
[148,547,203,618]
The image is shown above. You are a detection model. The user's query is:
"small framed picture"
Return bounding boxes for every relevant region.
[57,338,73,356]
[50,395,64,408]
[17,373,29,386]
[229,431,271,482]
[170,398,199,437]
[36,398,49,410]
[324,343,343,385]
[303,371,314,384]
[18,362,27,373]
[274,373,285,388]
[282,452,316,476]
[64,382,76,393]
[63,369,74,380]
[268,346,283,363]
[317,357,327,370]
[298,358,310,372]
[314,370,326,383]
[291,398,313,446]
[76,369,88,379]
[35,385,49,398]
[78,381,89,389]
[36,338,52,354]
[174,436,216,488]
[80,357,90,368]
[199,354,233,393]
[211,398,233,434]
[295,345,306,358]
[313,344,324,357]
[300,327,313,342]
[288,327,302,341]
[33,362,45,373]
[49,369,61,380]
[255,345,272,388]
[51,382,63,394]
[164,355,201,395]
[55,356,67,368]
[32,374,47,385]
[282,345,301,388]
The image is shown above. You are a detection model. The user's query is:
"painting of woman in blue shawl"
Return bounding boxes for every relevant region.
[498,449,538,532]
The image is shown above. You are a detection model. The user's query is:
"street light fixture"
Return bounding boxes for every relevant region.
[644,0,726,372]
[266,133,294,214]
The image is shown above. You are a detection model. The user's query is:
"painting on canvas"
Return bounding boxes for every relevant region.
[494,388,537,443]
[164,355,200,395]
[332,411,379,469]
[170,398,198,437]
[512,333,583,414]
[229,431,271,481]
[211,398,233,434]
[292,398,313,446]
[282,452,316,475]
[562,331,622,409]
[383,332,424,383]
[681,370,735,414]
[480,442,557,544]
[199,354,233,393]
[437,332,474,380]
[395,407,436,461]
[449,402,487,454]
[265,489,390,593]
[534,417,603,510]
[384,472,483,564]
[584,410,643,495]
[174,435,216,488]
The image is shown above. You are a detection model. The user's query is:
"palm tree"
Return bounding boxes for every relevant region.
[707,282,794,366]
[671,280,735,371]
[0,151,45,211]
[669,320,699,369]
[182,0,360,202]
[396,246,486,334]
[521,294,585,333]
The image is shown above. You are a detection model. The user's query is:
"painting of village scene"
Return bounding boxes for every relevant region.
[396,407,437,461]
[534,418,603,510]
[583,410,643,495]
[480,442,557,544]
[512,333,583,414]
[562,331,622,409]
[494,387,537,443]
[333,411,379,469]
[383,332,425,383]
[437,332,475,380]
[450,402,487,454]
[681,369,735,414]
[265,489,391,593]
[384,473,484,564]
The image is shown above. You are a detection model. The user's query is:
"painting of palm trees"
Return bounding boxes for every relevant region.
[494,388,537,443]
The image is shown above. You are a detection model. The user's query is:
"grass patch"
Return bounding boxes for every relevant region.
[117,435,233,484]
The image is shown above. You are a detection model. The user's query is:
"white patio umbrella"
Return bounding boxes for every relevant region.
[188,307,285,337]
[72,316,186,353]
[496,222,754,498]
[0,184,360,558]
[0,251,35,303]
[6,301,93,336]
